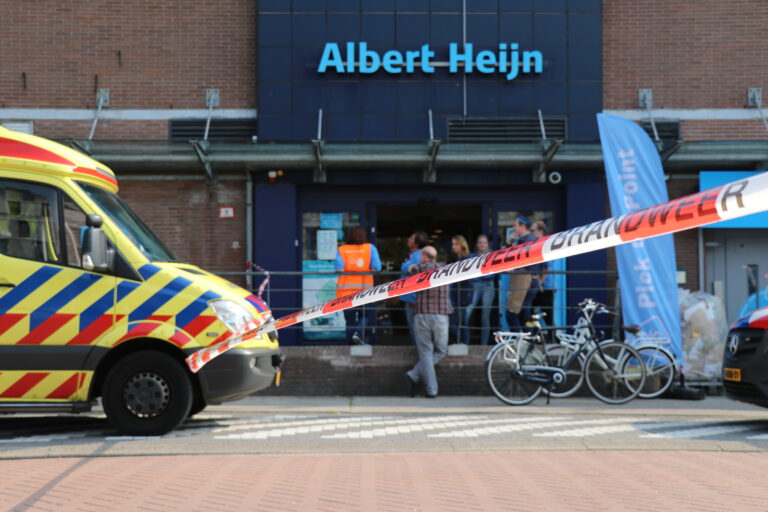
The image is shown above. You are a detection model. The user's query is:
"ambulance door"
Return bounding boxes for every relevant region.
[0,178,115,401]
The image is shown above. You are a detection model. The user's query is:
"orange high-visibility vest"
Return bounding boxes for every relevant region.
[336,243,374,298]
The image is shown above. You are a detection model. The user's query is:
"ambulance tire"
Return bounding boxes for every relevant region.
[102,351,193,436]
[188,396,207,418]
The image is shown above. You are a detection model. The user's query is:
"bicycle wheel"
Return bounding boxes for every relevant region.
[636,346,676,399]
[486,342,543,406]
[542,343,585,398]
[584,341,646,404]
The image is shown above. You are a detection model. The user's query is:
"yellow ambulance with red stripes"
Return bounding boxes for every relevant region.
[0,126,281,435]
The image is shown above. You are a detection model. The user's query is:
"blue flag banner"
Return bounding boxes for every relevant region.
[597,114,683,366]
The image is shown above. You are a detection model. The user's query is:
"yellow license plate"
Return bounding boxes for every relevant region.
[724,367,741,382]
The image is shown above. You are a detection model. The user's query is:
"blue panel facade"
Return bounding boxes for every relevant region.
[565,182,608,324]
[257,1,602,142]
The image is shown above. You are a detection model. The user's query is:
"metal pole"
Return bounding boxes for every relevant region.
[246,169,254,291]
[462,0,467,117]
[646,106,660,142]
[203,103,213,141]
[428,109,434,140]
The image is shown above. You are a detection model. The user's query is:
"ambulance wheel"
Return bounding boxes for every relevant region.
[188,395,207,417]
[102,351,193,436]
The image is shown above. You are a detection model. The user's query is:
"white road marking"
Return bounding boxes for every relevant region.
[640,424,758,439]
[535,421,705,438]
[429,417,641,439]
[322,416,572,440]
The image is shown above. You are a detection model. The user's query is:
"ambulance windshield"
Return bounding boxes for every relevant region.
[77,182,177,262]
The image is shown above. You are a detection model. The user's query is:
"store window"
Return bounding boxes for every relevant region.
[301,211,361,341]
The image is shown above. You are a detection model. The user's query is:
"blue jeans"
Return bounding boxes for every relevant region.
[344,305,377,344]
[505,309,522,331]
[403,302,416,345]
[462,280,495,345]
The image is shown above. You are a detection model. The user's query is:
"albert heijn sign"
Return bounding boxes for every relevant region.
[317,42,543,80]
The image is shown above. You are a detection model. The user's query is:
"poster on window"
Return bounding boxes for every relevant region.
[316,229,337,260]
[302,260,345,340]
[320,213,343,230]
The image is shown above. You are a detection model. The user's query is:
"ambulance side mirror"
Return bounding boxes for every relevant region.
[82,214,113,272]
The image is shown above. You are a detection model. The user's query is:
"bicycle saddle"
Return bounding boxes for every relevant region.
[622,324,641,335]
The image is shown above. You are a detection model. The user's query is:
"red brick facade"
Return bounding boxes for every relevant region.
[603,0,768,110]
[1,1,255,110]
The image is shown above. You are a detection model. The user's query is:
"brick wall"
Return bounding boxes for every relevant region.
[1,0,256,111]
[681,120,768,141]
[118,177,249,284]
[604,0,768,110]
[32,120,169,140]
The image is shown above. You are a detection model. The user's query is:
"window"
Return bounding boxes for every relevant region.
[301,212,360,261]
[0,180,62,264]
[62,195,88,268]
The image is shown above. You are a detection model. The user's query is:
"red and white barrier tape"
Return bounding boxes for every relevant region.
[255,265,270,298]
[246,262,270,298]
[186,172,768,373]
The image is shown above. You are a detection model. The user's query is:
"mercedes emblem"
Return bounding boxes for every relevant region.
[728,334,739,355]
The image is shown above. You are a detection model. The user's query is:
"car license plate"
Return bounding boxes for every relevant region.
[724,367,741,382]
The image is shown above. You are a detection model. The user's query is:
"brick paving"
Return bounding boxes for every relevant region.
[3,451,768,512]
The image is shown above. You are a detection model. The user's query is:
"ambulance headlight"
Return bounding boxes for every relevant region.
[209,300,253,333]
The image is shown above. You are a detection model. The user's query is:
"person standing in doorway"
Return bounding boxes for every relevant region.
[335,226,382,344]
[404,246,453,398]
[399,231,429,343]
[462,234,495,344]
[505,216,536,331]
[449,235,471,343]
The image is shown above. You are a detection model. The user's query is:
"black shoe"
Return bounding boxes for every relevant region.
[425,393,437,399]
[405,374,416,398]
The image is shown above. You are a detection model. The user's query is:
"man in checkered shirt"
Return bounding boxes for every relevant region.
[404,246,453,398]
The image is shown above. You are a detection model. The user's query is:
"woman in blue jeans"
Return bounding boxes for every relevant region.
[462,234,495,345]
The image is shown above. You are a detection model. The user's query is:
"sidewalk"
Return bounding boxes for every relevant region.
[215,394,766,418]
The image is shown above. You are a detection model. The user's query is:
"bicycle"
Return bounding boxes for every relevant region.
[571,299,677,399]
[622,325,677,399]
[486,310,647,405]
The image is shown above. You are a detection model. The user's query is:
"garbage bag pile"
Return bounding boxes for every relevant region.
[679,289,728,380]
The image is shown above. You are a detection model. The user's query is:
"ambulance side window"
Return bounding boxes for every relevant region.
[62,195,88,268]
[0,179,62,264]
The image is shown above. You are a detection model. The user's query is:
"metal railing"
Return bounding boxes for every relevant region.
[214,269,619,345]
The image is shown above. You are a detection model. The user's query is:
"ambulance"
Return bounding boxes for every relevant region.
[0,127,281,435]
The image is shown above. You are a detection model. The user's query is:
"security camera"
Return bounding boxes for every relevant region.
[547,171,562,185]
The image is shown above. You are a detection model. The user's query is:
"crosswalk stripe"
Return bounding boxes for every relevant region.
[640,424,758,439]
[322,416,573,440]
[535,420,705,438]
[428,417,642,439]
